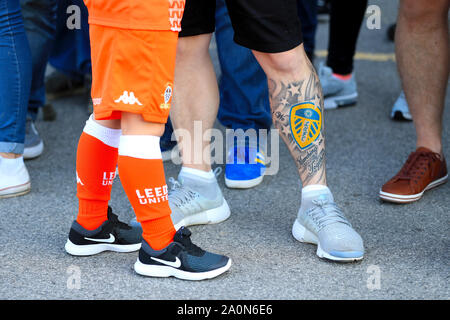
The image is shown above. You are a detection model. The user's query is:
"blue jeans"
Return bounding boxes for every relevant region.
[48,0,91,81]
[0,0,32,154]
[215,0,271,133]
[20,0,57,120]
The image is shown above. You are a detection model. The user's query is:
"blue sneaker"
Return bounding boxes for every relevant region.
[390,91,412,121]
[225,143,266,189]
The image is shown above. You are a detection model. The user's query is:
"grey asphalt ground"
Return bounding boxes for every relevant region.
[0,0,449,300]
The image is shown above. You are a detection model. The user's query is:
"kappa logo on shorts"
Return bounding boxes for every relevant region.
[290,102,322,150]
[114,91,143,106]
[168,0,185,32]
[160,84,173,109]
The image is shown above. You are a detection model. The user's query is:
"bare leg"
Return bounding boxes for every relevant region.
[254,44,363,262]
[167,34,230,229]
[171,34,219,172]
[396,0,449,156]
[0,152,21,159]
[253,44,326,187]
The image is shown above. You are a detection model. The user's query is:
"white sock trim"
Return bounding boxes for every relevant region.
[118,135,162,160]
[83,114,122,148]
[302,184,329,194]
[179,167,215,180]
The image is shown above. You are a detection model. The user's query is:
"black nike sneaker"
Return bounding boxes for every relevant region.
[134,227,231,280]
[65,207,142,256]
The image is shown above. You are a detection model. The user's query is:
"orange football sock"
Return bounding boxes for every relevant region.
[118,135,175,250]
[76,116,121,230]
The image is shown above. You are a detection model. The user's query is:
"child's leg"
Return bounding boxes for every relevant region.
[75,116,121,230]
[118,113,175,251]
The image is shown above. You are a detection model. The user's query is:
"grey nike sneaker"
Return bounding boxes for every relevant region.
[292,187,364,262]
[168,175,231,229]
[319,63,358,109]
[130,170,231,230]
[23,118,44,160]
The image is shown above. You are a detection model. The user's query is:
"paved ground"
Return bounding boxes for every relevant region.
[1,0,449,300]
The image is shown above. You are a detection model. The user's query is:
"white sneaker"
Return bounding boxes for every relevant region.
[0,156,31,198]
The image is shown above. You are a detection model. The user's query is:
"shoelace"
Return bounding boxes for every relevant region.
[395,151,439,185]
[174,227,203,255]
[306,199,350,231]
[107,207,131,230]
[168,177,198,207]
[168,167,223,207]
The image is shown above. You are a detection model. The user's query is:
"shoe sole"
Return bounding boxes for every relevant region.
[225,175,264,189]
[174,199,231,230]
[64,239,141,256]
[23,141,44,160]
[292,220,364,262]
[391,111,412,121]
[0,182,31,199]
[324,92,358,109]
[134,258,232,281]
[379,174,448,203]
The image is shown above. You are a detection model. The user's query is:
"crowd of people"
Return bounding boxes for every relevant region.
[0,0,448,281]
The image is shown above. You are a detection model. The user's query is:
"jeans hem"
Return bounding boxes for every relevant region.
[0,142,25,154]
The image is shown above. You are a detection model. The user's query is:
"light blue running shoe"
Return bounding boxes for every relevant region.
[319,63,358,109]
[225,142,266,189]
[130,168,230,230]
[390,91,412,121]
[292,186,364,262]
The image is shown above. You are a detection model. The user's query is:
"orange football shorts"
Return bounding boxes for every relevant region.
[89,25,178,124]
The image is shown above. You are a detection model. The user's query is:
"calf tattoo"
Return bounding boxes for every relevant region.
[268,69,326,186]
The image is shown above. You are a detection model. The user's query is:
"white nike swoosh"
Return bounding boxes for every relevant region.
[84,234,115,244]
[150,256,181,268]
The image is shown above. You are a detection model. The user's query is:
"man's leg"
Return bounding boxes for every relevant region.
[223,0,364,261]
[253,44,364,262]
[380,0,449,203]
[397,0,448,154]
[254,45,326,187]
[172,34,219,173]
[169,33,231,229]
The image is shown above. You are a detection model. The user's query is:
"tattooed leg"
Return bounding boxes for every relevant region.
[253,45,326,186]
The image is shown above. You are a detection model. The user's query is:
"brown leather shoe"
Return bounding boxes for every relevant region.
[380,147,448,203]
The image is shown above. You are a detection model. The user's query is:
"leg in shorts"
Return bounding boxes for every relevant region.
[171,0,365,262]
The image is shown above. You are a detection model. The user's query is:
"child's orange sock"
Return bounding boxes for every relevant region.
[76,115,121,230]
[118,135,175,250]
